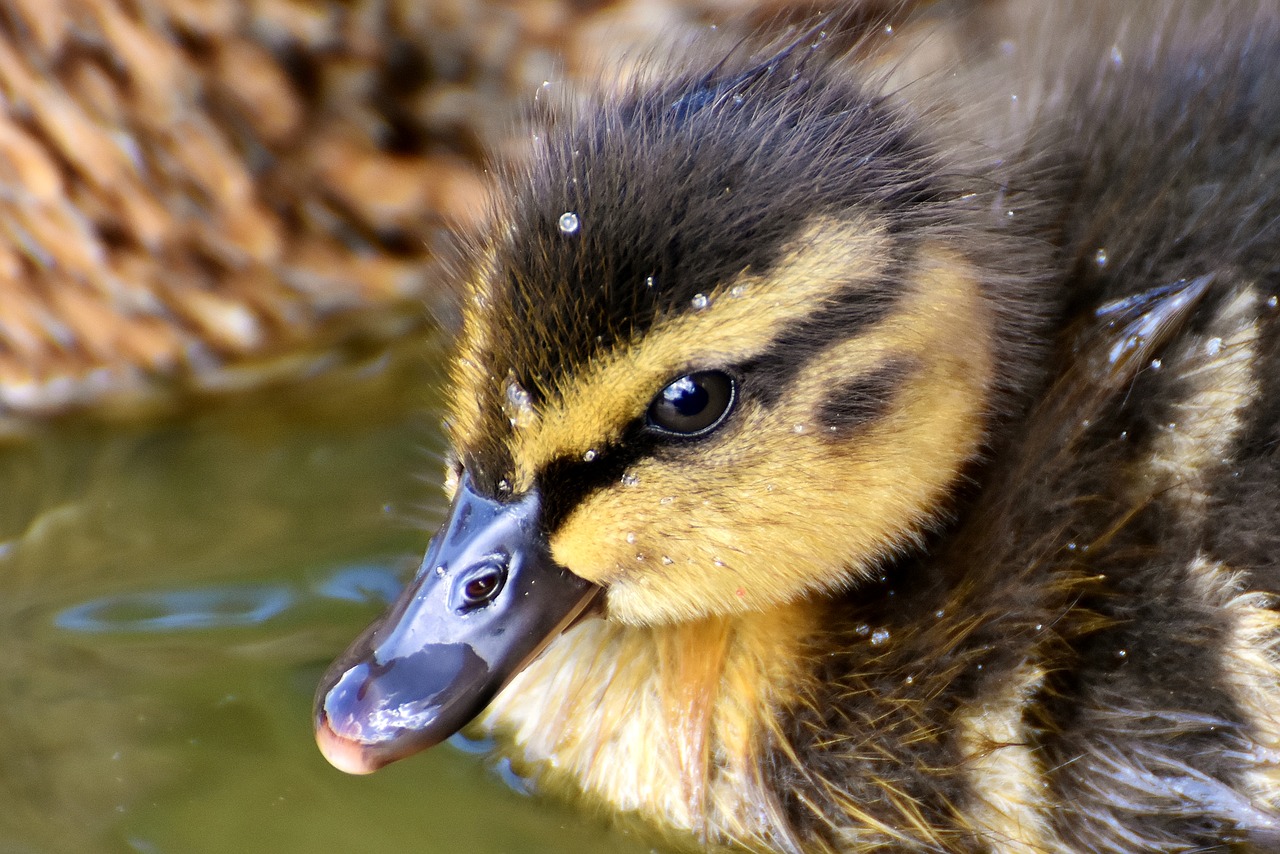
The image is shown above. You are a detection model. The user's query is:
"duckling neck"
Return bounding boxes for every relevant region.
[475,600,825,847]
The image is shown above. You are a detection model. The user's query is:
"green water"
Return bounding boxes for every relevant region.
[0,336,657,854]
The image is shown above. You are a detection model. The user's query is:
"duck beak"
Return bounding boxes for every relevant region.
[314,474,601,774]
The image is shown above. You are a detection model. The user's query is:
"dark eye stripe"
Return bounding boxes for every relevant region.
[815,357,921,439]
[536,354,918,535]
[537,420,654,535]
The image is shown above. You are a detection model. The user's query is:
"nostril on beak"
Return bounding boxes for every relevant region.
[456,555,509,610]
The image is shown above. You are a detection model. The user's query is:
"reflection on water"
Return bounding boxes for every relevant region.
[0,334,656,854]
[56,584,299,633]
[55,563,404,635]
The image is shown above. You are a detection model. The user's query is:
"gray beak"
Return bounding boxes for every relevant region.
[314,475,600,774]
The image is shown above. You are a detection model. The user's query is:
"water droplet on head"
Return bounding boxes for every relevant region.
[659,496,674,505]
[1110,44,1124,67]
[870,628,891,646]
[934,609,945,619]
[691,293,710,310]
[1006,209,1016,218]
[1150,358,1162,370]
[558,211,580,235]
[625,532,637,544]
[644,275,655,288]
[713,558,726,567]
[792,423,807,434]
[1268,295,1278,308]
[1094,248,1108,267]
[497,478,511,493]
[855,623,871,637]
[434,565,446,577]
[621,473,639,487]
[661,556,674,565]
[503,372,536,429]
[904,675,914,685]
[1205,336,1223,356]
[730,285,745,298]
[582,449,597,462]
[884,24,893,34]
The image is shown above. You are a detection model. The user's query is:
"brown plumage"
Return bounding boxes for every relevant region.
[316,2,1280,852]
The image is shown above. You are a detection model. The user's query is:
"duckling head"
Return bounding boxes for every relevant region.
[315,39,1049,774]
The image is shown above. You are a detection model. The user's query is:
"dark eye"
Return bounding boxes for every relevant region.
[646,370,735,437]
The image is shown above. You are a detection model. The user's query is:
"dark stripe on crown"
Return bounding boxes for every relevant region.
[490,56,938,375]
[463,37,945,499]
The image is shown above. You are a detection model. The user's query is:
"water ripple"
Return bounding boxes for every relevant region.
[54,563,405,634]
[55,585,296,633]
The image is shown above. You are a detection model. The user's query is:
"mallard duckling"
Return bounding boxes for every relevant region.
[316,3,1280,851]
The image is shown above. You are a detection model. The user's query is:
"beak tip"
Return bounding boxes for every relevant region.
[315,716,383,776]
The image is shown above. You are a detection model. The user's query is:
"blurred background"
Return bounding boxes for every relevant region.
[0,2,970,852]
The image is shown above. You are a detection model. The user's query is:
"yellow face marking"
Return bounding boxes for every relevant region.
[539,236,994,625]
[488,215,895,490]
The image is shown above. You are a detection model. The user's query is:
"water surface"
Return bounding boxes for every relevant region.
[0,335,657,854]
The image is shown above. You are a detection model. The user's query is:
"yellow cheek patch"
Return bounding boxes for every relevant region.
[551,244,994,625]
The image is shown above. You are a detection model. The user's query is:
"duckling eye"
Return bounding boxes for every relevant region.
[646,370,735,437]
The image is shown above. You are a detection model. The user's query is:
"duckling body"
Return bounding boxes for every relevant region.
[317,3,1280,851]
